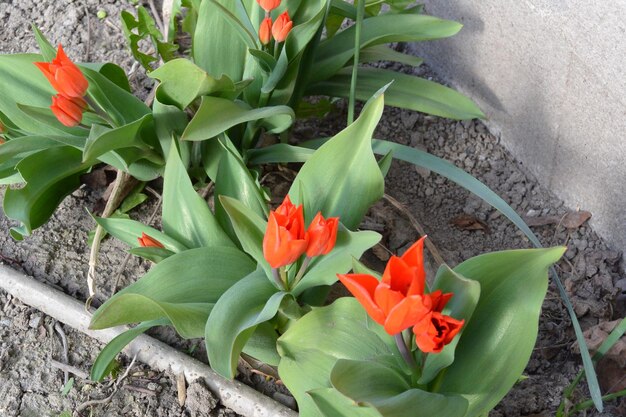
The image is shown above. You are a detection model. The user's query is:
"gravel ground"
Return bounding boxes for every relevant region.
[1,1,624,416]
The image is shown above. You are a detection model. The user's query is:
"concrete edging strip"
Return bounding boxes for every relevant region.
[0,265,297,417]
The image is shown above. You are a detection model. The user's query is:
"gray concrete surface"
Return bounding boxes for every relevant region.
[409,1,626,262]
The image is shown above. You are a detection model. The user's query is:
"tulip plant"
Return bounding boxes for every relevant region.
[0,0,601,413]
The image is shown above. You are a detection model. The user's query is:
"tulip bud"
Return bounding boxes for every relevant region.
[35,45,88,98]
[305,212,339,257]
[259,17,272,45]
[50,94,87,127]
[263,195,308,268]
[137,232,165,248]
[256,0,281,13]
[272,11,293,43]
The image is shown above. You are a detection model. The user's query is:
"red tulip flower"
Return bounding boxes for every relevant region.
[256,0,281,13]
[259,17,273,45]
[305,213,339,258]
[338,237,433,335]
[412,311,464,353]
[263,195,308,268]
[50,94,87,127]
[272,11,293,43]
[137,232,165,248]
[35,45,88,98]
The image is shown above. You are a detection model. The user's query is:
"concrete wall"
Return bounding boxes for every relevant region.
[410,0,626,259]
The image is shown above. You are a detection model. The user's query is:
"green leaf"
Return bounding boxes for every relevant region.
[128,247,176,263]
[162,143,233,248]
[206,270,287,378]
[330,359,469,417]
[433,248,565,417]
[243,321,281,366]
[358,45,423,67]
[90,246,255,337]
[0,135,63,166]
[80,62,132,92]
[308,387,383,417]
[309,68,484,120]
[3,146,89,239]
[193,0,254,81]
[289,89,385,228]
[60,377,74,396]
[292,229,381,296]
[219,195,271,277]
[419,265,481,384]
[246,143,314,165]
[149,59,238,109]
[31,25,56,61]
[95,216,188,253]
[312,14,462,82]
[214,138,269,241]
[209,0,258,50]
[90,318,169,381]
[181,96,295,141]
[82,114,153,162]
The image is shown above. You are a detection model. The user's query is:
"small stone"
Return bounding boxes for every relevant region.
[28,315,42,328]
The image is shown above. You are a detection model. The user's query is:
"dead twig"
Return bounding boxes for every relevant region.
[54,322,70,385]
[147,0,165,35]
[176,373,187,406]
[80,1,91,61]
[382,193,446,266]
[111,188,163,295]
[74,353,139,416]
[87,170,136,308]
[50,359,89,381]
[123,385,157,395]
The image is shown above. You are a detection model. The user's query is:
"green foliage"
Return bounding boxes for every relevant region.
[121,6,178,72]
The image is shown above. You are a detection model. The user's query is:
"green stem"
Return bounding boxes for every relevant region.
[291,256,312,289]
[271,268,285,290]
[566,389,626,416]
[395,332,417,371]
[84,95,115,127]
[347,0,365,125]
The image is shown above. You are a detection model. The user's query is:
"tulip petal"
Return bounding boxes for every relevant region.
[373,284,405,317]
[337,274,386,325]
[383,294,431,335]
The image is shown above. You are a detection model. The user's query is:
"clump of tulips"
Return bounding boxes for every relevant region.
[257,0,293,46]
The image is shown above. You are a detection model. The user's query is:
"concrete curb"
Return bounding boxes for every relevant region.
[0,265,297,417]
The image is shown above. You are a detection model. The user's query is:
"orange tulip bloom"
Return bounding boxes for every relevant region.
[50,94,87,127]
[256,0,281,12]
[137,232,165,248]
[263,195,308,268]
[412,311,464,353]
[272,11,293,43]
[305,212,339,257]
[259,17,273,45]
[35,45,88,98]
[338,237,433,335]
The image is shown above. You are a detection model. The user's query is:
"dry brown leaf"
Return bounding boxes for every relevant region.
[561,210,592,228]
[450,214,489,232]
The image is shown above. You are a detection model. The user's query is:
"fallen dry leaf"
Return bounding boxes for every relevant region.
[524,210,591,229]
[450,214,489,232]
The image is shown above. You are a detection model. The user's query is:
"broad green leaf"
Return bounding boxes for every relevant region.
[434,248,565,417]
[162,143,233,248]
[90,246,255,336]
[82,114,153,162]
[330,359,469,417]
[95,216,188,252]
[214,138,269,241]
[80,62,132,92]
[181,96,295,141]
[3,146,89,239]
[149,59,237,109]
[0,135,63,165]
[90,318,169,381]
[312,14,462,82]
[209,0,258,50]
[128,247,176,263]
[309,68,484,120]
[152,97,189,157]
[358,45,423,67]
[292,229,381,296]
[31,25,56,61]
[243,321,281,366]
[219,195,271,276]
[419,265,481,384]
[193,0,253,81]
[289,89,385,228]
[206,270,287,378]
[246,143,314,165]
[308,388,382,417]
[83,67,151,127]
